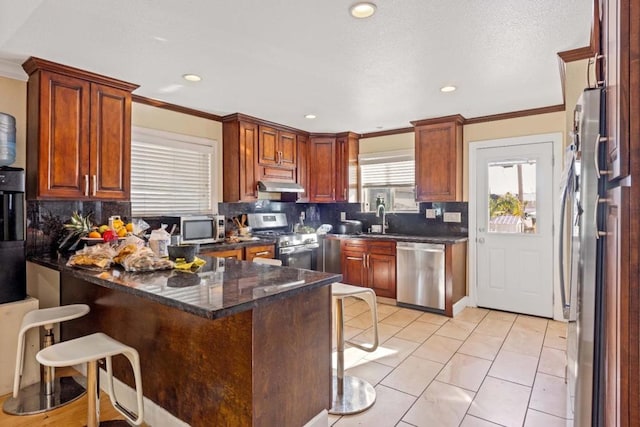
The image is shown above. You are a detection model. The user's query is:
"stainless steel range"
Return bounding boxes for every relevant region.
[247,213,319,270]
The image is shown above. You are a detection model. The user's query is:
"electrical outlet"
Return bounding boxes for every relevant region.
[425,209,437,219]
[443,212,462,223]
[300,211,305,220]
[340,212,346,221]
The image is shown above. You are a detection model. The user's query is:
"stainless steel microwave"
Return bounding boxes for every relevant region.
[180,215,225,244]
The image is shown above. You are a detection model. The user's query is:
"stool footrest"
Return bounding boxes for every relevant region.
[329,375,376,415]
[2,376,86,416]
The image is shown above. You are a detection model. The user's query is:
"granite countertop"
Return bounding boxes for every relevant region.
[327,233,468,244]
[29,253,341,320]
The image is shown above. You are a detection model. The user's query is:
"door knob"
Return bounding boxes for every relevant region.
[478,237,485,243]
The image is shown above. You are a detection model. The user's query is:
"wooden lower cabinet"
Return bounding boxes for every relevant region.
[340,239,396,299]
[245,245,276,261]
[200,244,276,261]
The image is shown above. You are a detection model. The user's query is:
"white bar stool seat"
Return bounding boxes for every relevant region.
[330,283,379,415]
[3,304,90,415]
[36,332,144,427]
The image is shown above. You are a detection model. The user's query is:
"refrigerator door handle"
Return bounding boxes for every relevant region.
[559,167,573,320]
[594,133,610,179]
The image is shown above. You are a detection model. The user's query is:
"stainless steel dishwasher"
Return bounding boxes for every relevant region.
[396,241,445,311]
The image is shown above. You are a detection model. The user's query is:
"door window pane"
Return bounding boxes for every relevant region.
[487,160,537,234]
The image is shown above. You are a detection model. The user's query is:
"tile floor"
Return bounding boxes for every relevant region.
[329,301,572,427]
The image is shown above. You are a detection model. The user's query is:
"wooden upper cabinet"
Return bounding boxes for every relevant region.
[297,134,309,201]
[412,115,464,202]
[309,137,336,202]
[90,83,131,199]
[258,126,279,166]
[23,57,137,200]
[223,118,259,202]
[602,0,633,180]
[256,125,297,182]
[223,114,307,201]
[278,131,296,168]
[309,132,359,203]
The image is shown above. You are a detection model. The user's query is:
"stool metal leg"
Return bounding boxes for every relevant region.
[329,298,376,415]
[3,327,86,415]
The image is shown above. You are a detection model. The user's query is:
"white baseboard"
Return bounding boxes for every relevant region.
[452,296,469,317]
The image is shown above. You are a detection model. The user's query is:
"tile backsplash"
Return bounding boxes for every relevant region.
[27,200,131,255]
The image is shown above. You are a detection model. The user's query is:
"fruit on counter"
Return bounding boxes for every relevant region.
[126,222,134,232]
[64,211,93,236]
[88,231,101,238]
[102,229,118,242]
[117,227,127,237]
[98,224,109,234]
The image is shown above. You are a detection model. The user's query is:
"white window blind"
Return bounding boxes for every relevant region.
[360,150,415,187]
[131,127,216,216]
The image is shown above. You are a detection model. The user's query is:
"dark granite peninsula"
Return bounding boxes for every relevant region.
[34,254,341,427]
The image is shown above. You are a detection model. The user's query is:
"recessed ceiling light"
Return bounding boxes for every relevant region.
[350,2,376,18]
[305,114,317,119]
[153,36,168,42]
[182,74,202,82]
[440,85,457,93]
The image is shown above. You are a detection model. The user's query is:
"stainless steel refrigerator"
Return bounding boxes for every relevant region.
[560,87,604,426]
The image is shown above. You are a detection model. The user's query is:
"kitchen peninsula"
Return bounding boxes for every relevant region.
[30,254,341,427]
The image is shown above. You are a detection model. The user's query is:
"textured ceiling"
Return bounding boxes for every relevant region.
[0,0,592,133]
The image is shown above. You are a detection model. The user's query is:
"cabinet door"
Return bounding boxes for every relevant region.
[368,253,396,298]
[36,71,91,199]
[201,248,244,260]
[245,245,275,261]
[297,134,309,201]
[604,185,629,426]
[309,137,336,202]
[602,0,629,180]
[341,249,366,287]
[258,126,279,165]
[278,131,297,168]
[239,122,259,201]
[415,121,462,201]
[90,83,131,200]
[335,136,347,202]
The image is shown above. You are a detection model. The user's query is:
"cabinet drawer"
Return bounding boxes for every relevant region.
[368,240,396,255]
[340,239,367,251]
[200,248,243,260]
[245,245,275,261]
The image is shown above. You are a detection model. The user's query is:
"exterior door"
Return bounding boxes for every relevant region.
[475,142,554,317]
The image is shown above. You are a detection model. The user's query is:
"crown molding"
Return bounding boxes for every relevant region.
[0,59,27,81]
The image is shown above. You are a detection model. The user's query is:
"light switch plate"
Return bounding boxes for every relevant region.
[340,212,346,221]
[425,209,437,219]
[443,212,462,223]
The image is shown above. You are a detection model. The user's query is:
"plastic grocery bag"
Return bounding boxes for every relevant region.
[148,224,171,257]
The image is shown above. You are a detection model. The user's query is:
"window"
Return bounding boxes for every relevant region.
[359,150,418,212]
[131,127,218,216]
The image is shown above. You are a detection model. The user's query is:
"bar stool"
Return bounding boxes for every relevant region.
[36,332,144,427]
[330,283,379,415]
[3,304,90,415]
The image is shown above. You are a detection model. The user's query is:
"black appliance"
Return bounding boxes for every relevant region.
[247,213,319,270]
[0,166,26,304]
[336,220,362,235]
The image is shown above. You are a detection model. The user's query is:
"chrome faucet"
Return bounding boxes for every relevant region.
[376,204,387,234]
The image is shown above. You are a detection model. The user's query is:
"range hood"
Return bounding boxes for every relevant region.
[257,181,304,193]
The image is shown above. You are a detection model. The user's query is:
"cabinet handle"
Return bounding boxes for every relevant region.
[84,175,89,196]
[595,195,610,239]
[92,175,97,196]
[594,134,610,179]
[254,251,270,256]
